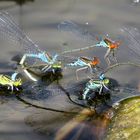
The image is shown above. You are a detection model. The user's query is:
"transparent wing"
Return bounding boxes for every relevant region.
[58,21,98,45]
[0,11,42,55]
[119,26,140,60]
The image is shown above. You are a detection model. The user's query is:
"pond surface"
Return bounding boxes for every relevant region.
[0,0,139,140]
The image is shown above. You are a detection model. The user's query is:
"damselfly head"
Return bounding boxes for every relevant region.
[14,78,22,86]
[113,41,121,48]
[91,57,100,65]
[103,79,110,85]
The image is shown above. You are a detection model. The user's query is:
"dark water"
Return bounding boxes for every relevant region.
[0,0,139,140]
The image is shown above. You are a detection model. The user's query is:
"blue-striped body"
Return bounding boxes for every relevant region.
[25,52,58,65]
[67,57,92,67]
[68,58,87,67]
[95,40,109,48]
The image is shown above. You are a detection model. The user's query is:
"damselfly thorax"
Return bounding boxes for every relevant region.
[104,38,120,49]
[80,56,100,66]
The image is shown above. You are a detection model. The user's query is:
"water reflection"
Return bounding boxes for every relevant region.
[55,108,113,140]
[0,0,35,6]
[0,0,139,140]
[132,0,140,4]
